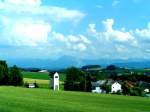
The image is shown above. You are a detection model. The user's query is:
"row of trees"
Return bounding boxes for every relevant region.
[0,60,23,86]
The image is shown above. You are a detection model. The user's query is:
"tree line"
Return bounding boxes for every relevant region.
[0,60,23,86]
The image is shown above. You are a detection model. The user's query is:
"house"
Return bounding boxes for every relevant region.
[50,72,59,90]
[111,82,122,93]
[91,80,106,93]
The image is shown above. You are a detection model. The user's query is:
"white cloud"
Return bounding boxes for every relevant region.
[51,32,91,52]
[1,19,51,46]
[87,19,137,46]
[115,45,127,52]
[103,19,114,31]
[102,19,136,44]
[73,43,87,51]
[87,24,97,34]
[4,0,41,6]
[102,19,138,47]
[68,35,80,43]
[135,22,150,40]
[0,0,85,48]
[0,1,85,23]
[52,32,66,42]
[86,18,142,59]
[80,35,91,44]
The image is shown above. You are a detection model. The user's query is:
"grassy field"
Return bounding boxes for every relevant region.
[0,86,149,112]
[22,72,49,80]
[22,71,66,81]
[22,71,65,90]
[24,78,64,90]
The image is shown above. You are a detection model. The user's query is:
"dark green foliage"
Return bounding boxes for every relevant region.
[81,65,101,71]
[101,85,111,93]
[122,83,130,95]
[64,67,86,91]
[0,60,23,86]
[129,87,145,97]
[106,65,117,70]
[0,60,9,85]
[85,74,92,92]
[9,65,23,86]
[122,82,145,96]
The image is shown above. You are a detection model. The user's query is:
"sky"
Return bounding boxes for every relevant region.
[0,0,150,60]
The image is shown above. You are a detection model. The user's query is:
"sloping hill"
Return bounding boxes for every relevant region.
[0,86,150,112]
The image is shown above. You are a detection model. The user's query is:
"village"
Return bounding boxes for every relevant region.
[24,64,150,97]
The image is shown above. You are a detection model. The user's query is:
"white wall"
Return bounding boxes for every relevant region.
[111,82,121,93]
[53,72,59,90]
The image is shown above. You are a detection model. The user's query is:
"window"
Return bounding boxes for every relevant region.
[55,76,58,78]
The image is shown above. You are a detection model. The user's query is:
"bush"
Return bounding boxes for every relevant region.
[129,87,145,97]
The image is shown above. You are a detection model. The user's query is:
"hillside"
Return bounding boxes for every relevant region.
[0,86,150,112]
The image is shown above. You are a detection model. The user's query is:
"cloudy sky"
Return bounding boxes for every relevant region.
[0,0,150,60]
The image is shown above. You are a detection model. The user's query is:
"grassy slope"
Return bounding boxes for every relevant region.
[0,86,150,112]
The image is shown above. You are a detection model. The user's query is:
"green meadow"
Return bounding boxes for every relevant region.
[0,86,149,112]
[23,71,65,89]
[22,71,66,81]
[22,72,49,80]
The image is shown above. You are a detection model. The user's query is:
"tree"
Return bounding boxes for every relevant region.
[9,65,23,86]
[106,65,117,70]
[122,82,130,95]
[64,67,85,91]
[85,73,92,92]
[0,60,9,85]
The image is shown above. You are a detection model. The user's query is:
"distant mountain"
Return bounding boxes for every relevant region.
[5,56,150,69]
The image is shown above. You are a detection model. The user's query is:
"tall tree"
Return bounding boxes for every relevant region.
[64,67,85,91]
[9,65,23,86]
[0,60,9,85]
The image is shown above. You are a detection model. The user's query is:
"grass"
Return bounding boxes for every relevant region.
[22,71,66,81]
[23,78,64,90]
[22,72,49,80]
[0,86,150,112]
[24,78,49,89]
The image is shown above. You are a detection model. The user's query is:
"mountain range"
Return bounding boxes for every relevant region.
[4,56,150,70]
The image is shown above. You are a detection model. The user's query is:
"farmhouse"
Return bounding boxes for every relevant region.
[111,82,122,93]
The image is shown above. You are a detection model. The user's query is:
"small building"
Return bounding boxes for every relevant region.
[144,89,150,93]
[50,72,59,90]
[29,83,35,88]
[91,80,106,93]
[39,69,48,73]
[92,87,102,93]
[111,82,122,93]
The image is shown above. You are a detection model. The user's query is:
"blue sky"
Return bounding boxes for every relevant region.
[0,0,150,60]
